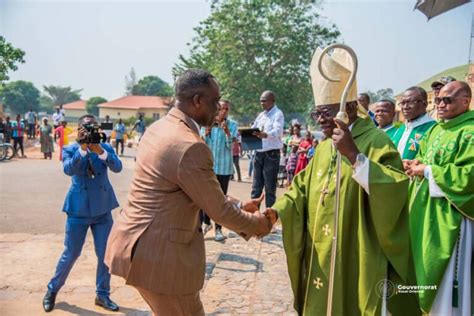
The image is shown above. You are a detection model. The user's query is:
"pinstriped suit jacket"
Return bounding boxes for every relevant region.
[105,107,258,294]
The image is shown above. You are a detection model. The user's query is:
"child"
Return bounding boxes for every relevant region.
[54,120,73,161]
[308,139,319,160]
[278,144,288,188]
[286,145,298,185]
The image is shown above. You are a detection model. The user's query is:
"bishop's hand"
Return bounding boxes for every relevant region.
[332,118,360,165]
[253,212,272,238]
[263,208,278,225]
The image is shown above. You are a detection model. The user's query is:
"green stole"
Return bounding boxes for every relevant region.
[409,110,474,313]
[381,124,399,143]
[392,115,436,160]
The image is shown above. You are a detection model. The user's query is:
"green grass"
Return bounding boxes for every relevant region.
[396,64,470,96]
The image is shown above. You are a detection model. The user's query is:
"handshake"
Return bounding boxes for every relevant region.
[240,194,279,238]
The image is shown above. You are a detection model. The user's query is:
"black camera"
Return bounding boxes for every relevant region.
[78,122,107,144]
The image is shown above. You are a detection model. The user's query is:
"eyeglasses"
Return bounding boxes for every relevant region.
[434,95,468,105]
[399,99,424,107]
[310,109,337,121]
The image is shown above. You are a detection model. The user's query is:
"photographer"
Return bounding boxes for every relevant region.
[42,114,122,313]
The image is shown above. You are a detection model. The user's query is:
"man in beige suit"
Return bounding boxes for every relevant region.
[105,69,272,315]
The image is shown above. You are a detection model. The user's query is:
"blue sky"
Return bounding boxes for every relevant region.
[1,0,472,101]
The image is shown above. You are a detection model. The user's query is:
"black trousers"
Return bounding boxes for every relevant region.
[251,150,280,208]
[232,155,241,181]
[28,124,36,138]
[13,136,24,156]
[200,174,231,230]
[115,139,124,155]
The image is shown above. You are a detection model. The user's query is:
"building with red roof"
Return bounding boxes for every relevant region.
[98,96,171,120]
[62,100,87,118]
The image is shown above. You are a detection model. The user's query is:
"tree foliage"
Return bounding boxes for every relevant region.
[365,88,395,103]
[0,36,26,84]
[132,75,173,96]
[86,96,107,116]
[173,0,340,120]
[42,85,82,107]
[0,80,40,114]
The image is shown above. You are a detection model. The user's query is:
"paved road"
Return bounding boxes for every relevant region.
[0,145,296,315]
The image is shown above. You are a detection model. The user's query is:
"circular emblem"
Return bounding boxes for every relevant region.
[431,138,440,147]
[375,279,396,299]
[446,141,457,152]
[462,132,474,145]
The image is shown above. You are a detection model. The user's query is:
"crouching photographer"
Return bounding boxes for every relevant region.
[43,114,122,313]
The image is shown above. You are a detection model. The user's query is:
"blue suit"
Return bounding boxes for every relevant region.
[48,142,122,298]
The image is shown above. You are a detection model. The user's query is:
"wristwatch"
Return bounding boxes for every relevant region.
[352,153,366,169]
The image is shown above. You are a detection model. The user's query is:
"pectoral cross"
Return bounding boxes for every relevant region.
[314,277,323,289]
[323,224,331,236]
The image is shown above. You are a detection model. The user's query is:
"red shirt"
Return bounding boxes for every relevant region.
[232,141,241,156]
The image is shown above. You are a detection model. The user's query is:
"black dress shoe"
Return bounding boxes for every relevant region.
[43,290,57,312]
[95,296,119,312]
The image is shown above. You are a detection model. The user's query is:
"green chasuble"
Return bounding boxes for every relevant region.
[409,110,474,313]
[391,114,436,160]
[273,117,420,315]
[381,124,399,143]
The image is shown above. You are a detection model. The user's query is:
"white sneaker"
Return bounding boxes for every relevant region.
[203,224,213,236]
[215,229,226,242]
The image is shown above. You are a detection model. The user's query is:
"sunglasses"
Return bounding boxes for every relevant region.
[434,95,468,105]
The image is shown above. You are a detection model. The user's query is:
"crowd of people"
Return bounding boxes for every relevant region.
[2,63,471,315]
[0,109,148,160]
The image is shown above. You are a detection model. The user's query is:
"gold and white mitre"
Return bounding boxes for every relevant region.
[310,46,367,117]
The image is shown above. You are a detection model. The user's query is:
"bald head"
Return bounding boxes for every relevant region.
[437,81,471,120]
[260,90,276,111]
[450,81,471,98]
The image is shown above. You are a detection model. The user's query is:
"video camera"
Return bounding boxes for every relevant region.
[78,122,107,144]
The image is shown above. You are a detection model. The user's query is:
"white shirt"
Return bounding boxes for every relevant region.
[397,113,434,155]
[52,112,63,126]
[252,105,284,152]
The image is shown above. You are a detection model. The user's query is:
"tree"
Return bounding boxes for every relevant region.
[42,85,82,107]
[86,96,107,116]
[125,67,137,96]
[0,80,40,114]
[0,36,26,84]
[39,95,54,113]
[365,88,394,103]
[132,75,173,96]
[173,0,340,119]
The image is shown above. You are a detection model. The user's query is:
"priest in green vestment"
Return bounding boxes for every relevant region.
[392,87,436,160]
[405,81,473,315]
[264,47,420,315]
[374,99,399,142]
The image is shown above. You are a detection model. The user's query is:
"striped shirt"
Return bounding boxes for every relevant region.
[200,118,238,176]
